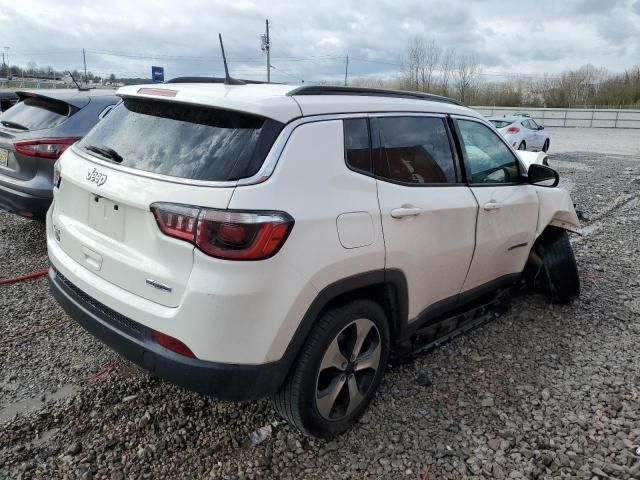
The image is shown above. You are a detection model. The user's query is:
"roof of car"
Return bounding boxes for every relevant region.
[16,88,120,108]
[116,83,481,124]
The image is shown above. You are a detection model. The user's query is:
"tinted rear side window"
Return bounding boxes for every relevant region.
[79,98,284,182]
[375,117,458,184]
[344,118,371,173]
[0,96,76,131]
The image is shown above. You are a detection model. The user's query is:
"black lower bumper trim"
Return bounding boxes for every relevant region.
[48,268,288,401]
[0,183,51,217]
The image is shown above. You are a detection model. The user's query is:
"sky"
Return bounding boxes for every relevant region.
[0,0,639,83]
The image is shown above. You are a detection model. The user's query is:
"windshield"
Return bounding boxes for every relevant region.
[79,98,284,182]
[0,96,76,131]
[488,119,513,129]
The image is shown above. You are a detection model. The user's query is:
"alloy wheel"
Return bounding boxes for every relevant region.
[315,318,382,421]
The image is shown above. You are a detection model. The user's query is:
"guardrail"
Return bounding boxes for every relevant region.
[472,106,640,129]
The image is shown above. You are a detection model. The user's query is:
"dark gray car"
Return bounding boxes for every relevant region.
[0,90,19,112]
[0,89,119,218]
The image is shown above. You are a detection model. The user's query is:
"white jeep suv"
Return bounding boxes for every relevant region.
[47,82,580,437]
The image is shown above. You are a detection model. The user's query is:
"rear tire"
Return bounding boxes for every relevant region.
[536,227,580,304]
[518,141,526,151]
[272,299,390,438]
[542,139,550,153]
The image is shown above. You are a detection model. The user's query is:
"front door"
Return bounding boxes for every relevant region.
[453,117,539,293]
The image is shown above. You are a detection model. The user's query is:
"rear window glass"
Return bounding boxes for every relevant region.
[78,98,284,182]
[0,96,76,131]
[488,119,512,129]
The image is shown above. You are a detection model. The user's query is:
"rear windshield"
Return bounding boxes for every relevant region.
[0,96,77,131]
[488,120,513,129]
[78,98,284,182]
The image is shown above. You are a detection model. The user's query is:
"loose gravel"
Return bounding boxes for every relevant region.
[1,145,639,479]
[545,128,640,156]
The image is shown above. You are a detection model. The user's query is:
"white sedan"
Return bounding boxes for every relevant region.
[488,115,550,153]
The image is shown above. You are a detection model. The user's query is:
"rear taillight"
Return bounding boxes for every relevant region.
[151,203,294,260]
[13,137,80,159]
[505,127,520,134]
[151,329,195,357]
[152,204,200,241]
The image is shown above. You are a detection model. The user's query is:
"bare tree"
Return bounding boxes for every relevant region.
[419,38,442,92]
[403,35,426,90]
[454,54,480,103]
[438,48,456,96]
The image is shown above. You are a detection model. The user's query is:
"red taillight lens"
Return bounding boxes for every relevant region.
[13,137,80,159]
[150,203,294,261]
[151,204,200,241]
[505,127,520,134]
[152,329,195,358]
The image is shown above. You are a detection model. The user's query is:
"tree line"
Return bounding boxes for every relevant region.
[350,36,640,108]
[0,61,119,84]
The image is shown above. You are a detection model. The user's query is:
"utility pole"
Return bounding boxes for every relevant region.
[344,55,349,86]
[4,46,9,79]
[82,48,87,86]
[261,19,271,83]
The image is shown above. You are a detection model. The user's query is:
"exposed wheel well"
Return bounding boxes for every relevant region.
[280,270,409,380]
[318,282,401,344]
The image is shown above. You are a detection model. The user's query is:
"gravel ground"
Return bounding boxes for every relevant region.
[1,146,639,479]
[546,128,640,156]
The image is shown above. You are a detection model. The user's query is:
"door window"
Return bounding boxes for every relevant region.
[375,116,458,185]
[456,119,520,184]
[343,118,371,174]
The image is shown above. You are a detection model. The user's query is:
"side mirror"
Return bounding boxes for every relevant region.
[527,163,558,187]
[538,125,545,130]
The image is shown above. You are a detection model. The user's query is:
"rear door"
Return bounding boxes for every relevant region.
[453,117,538,294]
[373,114,478,322]
[522,120,539,150]
[51,97,284,307]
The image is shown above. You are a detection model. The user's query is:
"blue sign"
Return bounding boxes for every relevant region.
[151,66,165,83]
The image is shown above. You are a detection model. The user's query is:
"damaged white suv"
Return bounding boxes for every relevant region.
[47,82,580,437]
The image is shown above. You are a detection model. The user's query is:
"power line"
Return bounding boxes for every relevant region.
[8,47,566,80]
[270,64,304,83]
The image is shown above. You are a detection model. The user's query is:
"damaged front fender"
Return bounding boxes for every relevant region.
[535,187,581,237]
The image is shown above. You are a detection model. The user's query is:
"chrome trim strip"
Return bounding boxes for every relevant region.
[71,145,240,188]
[146,279,172,292]
[72,111,458,188]
[236,112,370,186]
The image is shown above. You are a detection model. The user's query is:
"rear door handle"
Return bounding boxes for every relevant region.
[483,202,503,211]
[391,206,423,218]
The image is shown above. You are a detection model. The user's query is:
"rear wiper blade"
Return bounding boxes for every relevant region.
[1,120,29,131]
[84,144,123,163]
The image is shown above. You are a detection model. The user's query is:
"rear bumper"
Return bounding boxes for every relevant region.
[0,182,51,217]
[48,267,289,401]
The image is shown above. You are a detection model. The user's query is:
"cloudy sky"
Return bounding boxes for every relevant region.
[1,0,639,83]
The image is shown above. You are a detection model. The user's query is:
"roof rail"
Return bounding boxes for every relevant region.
[166,76,274,85]
[287,85,465,107]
